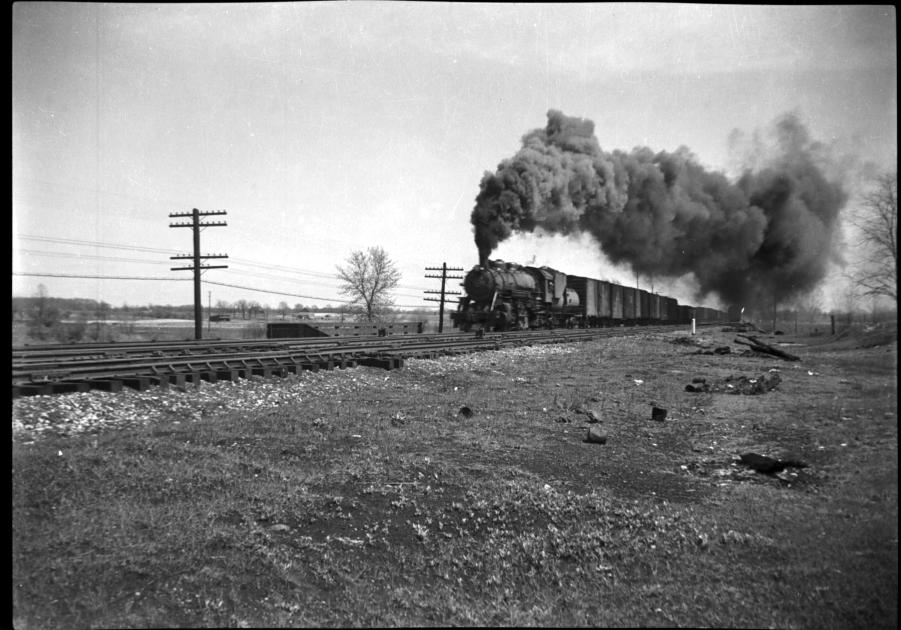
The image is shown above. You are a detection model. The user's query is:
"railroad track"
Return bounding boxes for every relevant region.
[12,324,695,398]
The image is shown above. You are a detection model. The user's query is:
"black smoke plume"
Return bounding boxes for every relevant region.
[471,110,847,306]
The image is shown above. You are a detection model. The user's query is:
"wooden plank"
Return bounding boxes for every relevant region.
[17,383,54,396]
[123,376,151,391]
[89,380,123,393]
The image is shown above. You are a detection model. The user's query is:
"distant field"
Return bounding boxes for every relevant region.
[12,313,448,345]
[11,320,267,344]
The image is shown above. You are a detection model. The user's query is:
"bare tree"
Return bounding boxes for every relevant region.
[850,170,897,301]
[27,284,60,340]
[793,288,823,319]
[336,246,402,322]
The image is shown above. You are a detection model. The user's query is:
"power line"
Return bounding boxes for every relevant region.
[13,272,437,309]
[202,280,432,308]
[226,256,340,279]
[16,233,437,293]
[13,272,190,281]
[203,279,352,303]
[14,233,397,282]
[15,234,179,255]
[15,249,430,301]
[17,249,173,266]
[220,267,342,288]
[17,248,341,286]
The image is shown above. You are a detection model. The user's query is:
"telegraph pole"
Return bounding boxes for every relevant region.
[425,263,464,333]
[169,208,229,340]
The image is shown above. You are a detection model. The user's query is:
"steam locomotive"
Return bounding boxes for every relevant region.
[451,259,727,332]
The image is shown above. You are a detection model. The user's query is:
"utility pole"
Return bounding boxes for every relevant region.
[169,208,228,340]
[424,263,464,333]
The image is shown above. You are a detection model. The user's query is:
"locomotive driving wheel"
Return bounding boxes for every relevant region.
[491,303,513,331]
[515,307,530,330]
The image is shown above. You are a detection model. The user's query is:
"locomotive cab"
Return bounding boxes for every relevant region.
[530,266,569,306]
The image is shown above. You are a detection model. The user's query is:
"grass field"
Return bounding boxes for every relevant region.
[12,325,898,627]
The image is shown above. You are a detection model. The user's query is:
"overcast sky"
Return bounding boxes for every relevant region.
[12,2,897,311]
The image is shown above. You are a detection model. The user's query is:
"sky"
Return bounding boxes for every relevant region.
[12,2,897,312]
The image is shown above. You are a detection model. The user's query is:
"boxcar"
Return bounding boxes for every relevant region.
[664,296,678,323]
[597,280,612,321]
[568,276,598,323]
[648,293,660,322]
[636,289,647,323]
[622,287,636,321]
[610,283,624,320]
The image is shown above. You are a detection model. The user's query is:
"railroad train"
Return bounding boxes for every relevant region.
[450,259,728,332]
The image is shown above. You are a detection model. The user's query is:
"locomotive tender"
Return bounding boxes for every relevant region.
[451,259,726,332]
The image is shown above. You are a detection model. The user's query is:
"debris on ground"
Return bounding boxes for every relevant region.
[571,402,602,423]
[390,413,407,426]
[685,373,781,395]
[651,407,667,422]
[738,452,809,474]
[724,373,782,395]
[682,455,812,485]
[721,322,762,333]
[584,426,608,444]
[733,334,800,361]
[694,346,733,355]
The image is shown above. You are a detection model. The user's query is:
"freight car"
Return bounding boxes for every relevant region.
[451,259,726,332]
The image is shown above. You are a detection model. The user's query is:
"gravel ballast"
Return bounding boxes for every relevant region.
[12,343,580,441]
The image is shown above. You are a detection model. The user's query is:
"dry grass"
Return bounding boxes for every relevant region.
[12,327,898,627]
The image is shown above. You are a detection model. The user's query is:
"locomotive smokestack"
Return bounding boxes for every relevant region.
[469,109,847,306]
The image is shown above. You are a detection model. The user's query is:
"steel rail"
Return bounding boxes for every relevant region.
[13,324,702,377]
[12,323,717,397]
[11,332,493,362]
[12,347,372,384]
